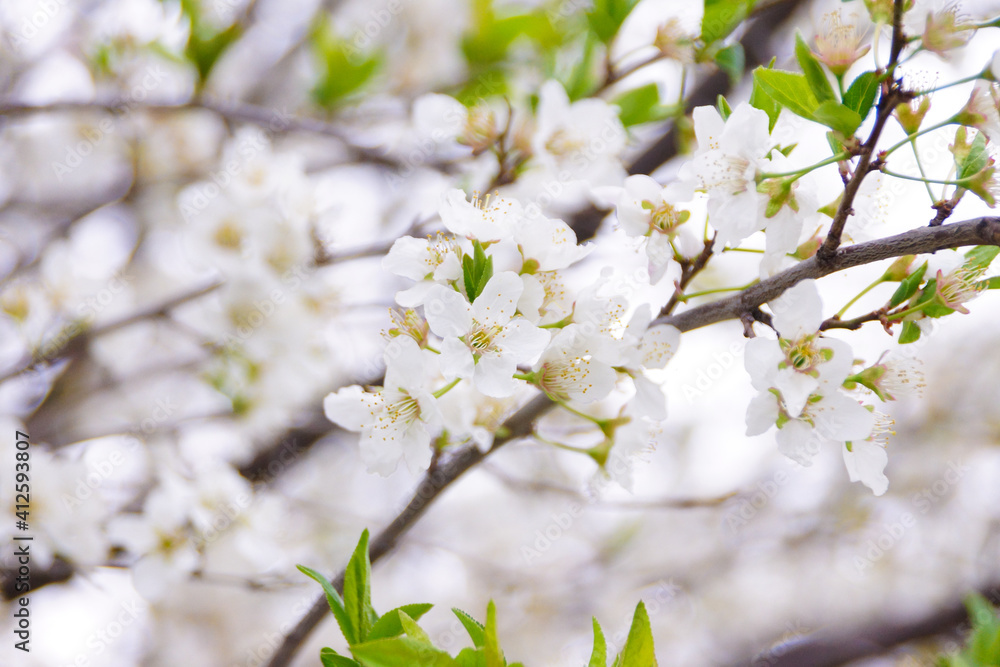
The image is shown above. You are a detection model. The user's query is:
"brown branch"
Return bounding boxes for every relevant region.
[656,217,1000,333]
[817,0,909,262]
[660,234,718,318]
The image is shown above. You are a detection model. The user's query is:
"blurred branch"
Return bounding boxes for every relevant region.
[0,98,409,170]
[730,581,1000,667]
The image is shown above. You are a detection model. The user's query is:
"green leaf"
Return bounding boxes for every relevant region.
[453,608,486,648]
[888,261,928,308]
[754,69,819,122]
[586,0,641,43]
[957,131,990,180]
[617,602,657,667]
[716,94,732,121]
[462,240,495,301]
[964,245,1000,271]
[321,648,362,667]
[812,100,863,136]
[179,0,242,85]
[455,648,487,667]
[715,44,745,86]
[297,565,356,645]
[794,32,835,103]
[484,601,505,667]
[310,17,381,108]
[398,611,432,644]
[614,83,665,127]
[702,0,754,46]
[749,68,781,132]
[842,71,881,121]
[350,637,458,667]
[588,618,608,667]
[343,529,378,643]
[899,320,922,344]
[368,604,435,641]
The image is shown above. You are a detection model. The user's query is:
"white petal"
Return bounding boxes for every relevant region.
[396,281,436,308]
[776,419,821,466]
[358,426,404,476]
[324,386,381,432]
[814,393,875,442]
[639,325,680,369]
[474,354,519,397]
[424,284,473,337]
[495,318,549,362]
[517,274,545,323]
[842,439,889,496]
[744,337,782,391]
[745,391,779,436]
[692,106,725,152]
[399,423,434,474]
[772,279,822,338]
[774,367,819,418]
[816,337,854,387]
[440,337,475,380]
[383,337,427,391]
[632,374,667,420]
[473,271,523,325]
[382,236,434,281]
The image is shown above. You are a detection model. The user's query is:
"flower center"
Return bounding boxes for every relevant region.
[648,201,690,235]
[782,335,825,373]
[545,129,585,157]
[387,393,421,424]
[468,322,504,354]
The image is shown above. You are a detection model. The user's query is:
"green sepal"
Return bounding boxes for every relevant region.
[898,320,922,344]
[888,261,928,308]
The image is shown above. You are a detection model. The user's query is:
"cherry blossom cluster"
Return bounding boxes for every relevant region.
[324,189,681,482]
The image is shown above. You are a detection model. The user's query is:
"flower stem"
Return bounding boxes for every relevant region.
[881,118,956,158]
[432,378,461,398]
[835,277,884,319]
[881,168,970,186]
[758,152,851,180]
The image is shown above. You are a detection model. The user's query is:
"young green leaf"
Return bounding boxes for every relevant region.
[616,602,657,667]
[842,71,881,121]
[321,647,362,667]
[310,17,381,108]
[587,0,642,44]
[398,611,433,644]
[368,604,435,641]
[715,43,745,86]
[716,94,732,121]
[298,565,356,645]
[701,0,754,46]
[749,68,781,132]
[343,529,378,643]
[462,240,495,301]
[613,83,665,127]
[754,69,820,121]
[888,261,928,308]
[453,608,486,648]
[794,32,835,103]
[350,637,459,667]
[589,618,608,667]
[812,101,863,136]
[898,320,922,344]
[484,601,505,667]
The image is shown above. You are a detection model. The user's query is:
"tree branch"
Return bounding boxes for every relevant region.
[656,217,1000,332]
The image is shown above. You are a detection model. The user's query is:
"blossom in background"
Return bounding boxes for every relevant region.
[842,412,893,496]
[621,304,681,420]
[813,10,871,76]
[324,337,442,475]
[683,103,773,247]
[957,82,1000,144]
[616,175,701,282]
[424,272,549,397]
[530,79,628,203]
[439,188,522,242]
[745,280,853,417]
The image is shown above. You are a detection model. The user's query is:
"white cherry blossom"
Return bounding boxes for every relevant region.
[532,324,617,403]
[323,337,442,475]
[683,103,773,247]
[616,175,701,283]
[424,272,549,397]
[383,234,463,307]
